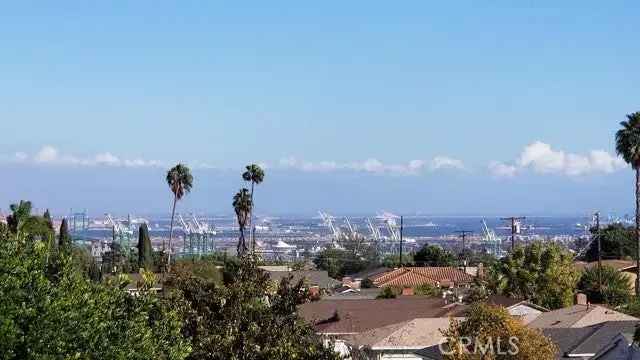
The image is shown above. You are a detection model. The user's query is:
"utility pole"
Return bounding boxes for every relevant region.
[501,216,526,252]
[455,230,473,272]
[399,216,404,268]
[595,212,602,291]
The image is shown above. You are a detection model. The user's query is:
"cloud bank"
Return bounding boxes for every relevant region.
[489,141,627,178]
[278,156,465,175]
[10,145,164,168]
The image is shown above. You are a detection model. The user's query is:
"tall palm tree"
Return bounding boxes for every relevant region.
[242,164,265,252]
[233,188,252,256]
[166,163,193,271]
[7,200,32,233]
[616,111,640,295]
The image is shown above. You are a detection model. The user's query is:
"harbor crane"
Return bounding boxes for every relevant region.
[319,211,343,247]
[105,213,134,257]
[481,219,503,258]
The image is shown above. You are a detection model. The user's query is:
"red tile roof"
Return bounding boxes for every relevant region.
[371,267,474,288]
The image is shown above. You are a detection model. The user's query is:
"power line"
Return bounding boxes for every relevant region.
[501,216,526,252]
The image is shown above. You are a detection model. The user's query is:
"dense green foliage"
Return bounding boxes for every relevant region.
[414,244,456,267]
[376,286,397,299]
[578,265,632,307]
[584,224,636,262]
[313,247,377,279]
[0,223,190,359]
[138,223,154,270]
[488,242,580,310]
[58,218,72,253]
[167,255,340,360]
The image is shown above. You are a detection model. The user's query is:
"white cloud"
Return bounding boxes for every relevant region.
[493,141,627,178]
[34,145,59,163]
[6,146,164,168]
[430,156,465,170]
[488,161,518,178]
[278,156,464,175]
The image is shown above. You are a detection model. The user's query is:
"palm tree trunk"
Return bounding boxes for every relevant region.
[237,225,246,256]
[636,168,640,296]
[249,181,255,253]
[167,193,178,273]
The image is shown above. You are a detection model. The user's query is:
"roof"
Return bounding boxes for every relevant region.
[485,295,549,312]
[529,304,639,329]
[543,321,639,358]
[298,297,467,335]
[371,267,474,288]
[323,288,383,300]
[267,270,341,289]
[344,318,459,350]
[348,267,391,280]
[575,260,637,272]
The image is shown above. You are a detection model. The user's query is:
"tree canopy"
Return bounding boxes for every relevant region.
[442,303,558,359]
[488,242,580,310]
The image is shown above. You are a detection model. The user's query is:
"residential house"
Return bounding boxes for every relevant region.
[299,298,467,337]
[344,318,461,360]
[528,304,639,329]
[371,267,474,289]
[486,295,549,325]
[543,321,640,359]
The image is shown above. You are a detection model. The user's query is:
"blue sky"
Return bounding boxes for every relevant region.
[1,1,639,216]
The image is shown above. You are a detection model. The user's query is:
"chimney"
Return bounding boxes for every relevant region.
[477,263,485,278]
[576,293,588,306]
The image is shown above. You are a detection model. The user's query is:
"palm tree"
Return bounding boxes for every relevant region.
[616,112,640,296]
[578,265,631,307]
[166,163,193,271]
[233,188,252,256]
[242,164,265,252]
[7,200,32,233]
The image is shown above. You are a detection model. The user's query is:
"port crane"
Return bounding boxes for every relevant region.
[319,211,343,248]
[105,213,134,262]
[481,219,503,258]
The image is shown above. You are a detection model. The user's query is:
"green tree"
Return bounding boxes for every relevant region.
[313,247,372,279]
[58,218,72,253]
[166,163,194,271]
[138,223,153,271]
[578,265,631,307]
[43,209,54,231]
[0,222,190,359]
[242,164,265,252]
[441,303,558,359]
[414,244,456,267]
[166,256,340,360]
[585,224,636,261]
[376,287,397,299]
[6,200,32,233]
[233,188,252,256]
[488,242,580,310]
[616,111,640,295]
